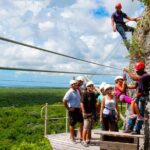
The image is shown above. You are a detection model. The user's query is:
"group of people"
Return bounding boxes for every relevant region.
[62,2,149,147]
[63,61,150,147]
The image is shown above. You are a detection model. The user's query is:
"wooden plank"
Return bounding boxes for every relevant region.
[47,131,100,150]
[100,141,137,150]
[94,130,145,138]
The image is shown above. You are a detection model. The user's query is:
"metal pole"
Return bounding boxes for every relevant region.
[66,110,68,133]
[44,103,48,137]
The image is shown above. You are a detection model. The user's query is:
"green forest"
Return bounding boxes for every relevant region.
[0,88,68,150]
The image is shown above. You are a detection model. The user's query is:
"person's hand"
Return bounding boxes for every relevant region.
[113,27,116,32]
[100,117,102,123]
[135,17,141,22]
[123,67,128,73]
[69,108,75,112]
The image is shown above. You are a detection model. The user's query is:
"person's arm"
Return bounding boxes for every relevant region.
[111,17,116,32]
[63,100,69,110]
[115,82,126,92]
[100,98,105,122]
[126,16,140,22]
[124,68,140,81]
[127,84,137,89]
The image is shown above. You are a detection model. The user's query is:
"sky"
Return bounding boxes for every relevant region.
[0,0,144,87]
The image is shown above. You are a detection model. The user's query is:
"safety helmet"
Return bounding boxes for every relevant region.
[86,81,94,87]
[69,80,77,85]
[115,3,122,9]
[76,76,84,82]
[104,84,113,91]
[99,82,106,90]
[114,76,124,82]
[134,61,145,71]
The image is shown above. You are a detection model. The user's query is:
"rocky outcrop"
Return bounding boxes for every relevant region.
[130,8,150,150]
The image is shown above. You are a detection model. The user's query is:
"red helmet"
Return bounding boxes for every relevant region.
[115,3,122,9]
[134,61,145,71]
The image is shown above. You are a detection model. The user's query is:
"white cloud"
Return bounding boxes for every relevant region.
[38,21,55,31]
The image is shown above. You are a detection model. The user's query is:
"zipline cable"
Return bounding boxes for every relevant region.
[0,66,118,76]
[0,36,122,71]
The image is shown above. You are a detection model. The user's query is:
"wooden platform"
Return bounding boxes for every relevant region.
[46,129,100,150]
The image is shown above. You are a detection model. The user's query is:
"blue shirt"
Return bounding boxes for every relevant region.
[63,88,81,108]
[97,95,103,102]
[111,11,127,24]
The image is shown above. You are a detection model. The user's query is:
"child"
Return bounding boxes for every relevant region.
[100,84,119,131]
[114,76,141,119]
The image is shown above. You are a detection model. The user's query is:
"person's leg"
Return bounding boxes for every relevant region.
[102,115,109,131]
[132,120,143,134]
[124,25,135,35]
[116,25,130,50]
[70,125,75,140]
[124,118,136,133]
[68,111,76,141]
[139,96,145,117]
[120,94,132,104]
[77,109,83,140]
[82,118,89,147]
[130,101,141,118]
[109,117,118,132]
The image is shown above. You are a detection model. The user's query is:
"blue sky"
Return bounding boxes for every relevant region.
[0,0,144,87]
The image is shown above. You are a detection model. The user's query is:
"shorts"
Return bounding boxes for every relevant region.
[68,108,83,126]
[83,116,93,130]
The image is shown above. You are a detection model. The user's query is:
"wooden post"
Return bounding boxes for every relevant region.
[66,110,68,133]
[44,103,48,137]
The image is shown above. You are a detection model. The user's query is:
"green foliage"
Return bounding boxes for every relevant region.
[129,37,145,61]
[139,0,150,7]
[0,88,67,150]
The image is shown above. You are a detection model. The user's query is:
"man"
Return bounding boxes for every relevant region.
[76,76,85,96]
[63,80,83,143]
[111,2,139,50]
[80,81,97,147]
[124,61,150,134]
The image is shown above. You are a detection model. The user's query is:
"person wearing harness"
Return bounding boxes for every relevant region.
[63,80,83,143]
[111,2,140,50]
[124,61,150,134]
[114,76,141,119]
[100,84,120,131]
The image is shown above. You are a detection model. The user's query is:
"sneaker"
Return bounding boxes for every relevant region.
[70,138,77,144]
[86,140,91,145]
[81,141,88,147]
[131,130,140,135]
[124,129,132,133]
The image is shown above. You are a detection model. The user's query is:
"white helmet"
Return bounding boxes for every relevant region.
[99,82,106,90]
[69,80,77,85]
[76,76,85,82]
[114,76,124,82]
[104,84,112,91]
[86,81,94,87]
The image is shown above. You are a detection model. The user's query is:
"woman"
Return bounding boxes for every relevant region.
[100,84,119,131]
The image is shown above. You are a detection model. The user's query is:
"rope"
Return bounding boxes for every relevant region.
[0,66,119,76]
[0,36,122,71]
